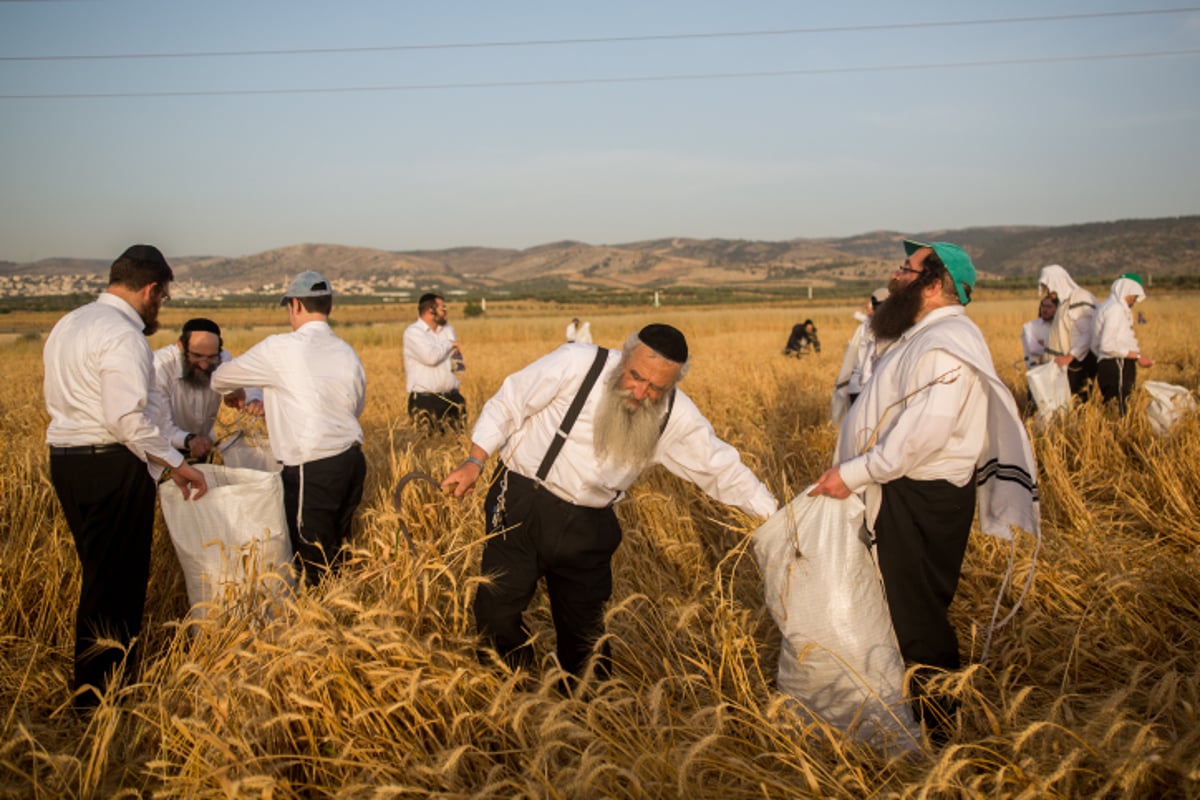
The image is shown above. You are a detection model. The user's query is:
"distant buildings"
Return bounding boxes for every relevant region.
[0,273,409,301]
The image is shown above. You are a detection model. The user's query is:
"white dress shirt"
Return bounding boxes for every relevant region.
[403,319,460,393]
[1021,317,1052,367]
[152,345,264,448]
[836,305,988,495]
[43,292,183,476]
[210,321,365,466]
[1093,297,1139,359]
[472,344,777,518]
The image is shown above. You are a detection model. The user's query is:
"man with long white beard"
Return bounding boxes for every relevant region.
[442,324,777,686]
[152,318,263,460]
[809,240,1039,742]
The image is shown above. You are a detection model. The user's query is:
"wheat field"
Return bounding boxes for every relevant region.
[2,294,1199,799]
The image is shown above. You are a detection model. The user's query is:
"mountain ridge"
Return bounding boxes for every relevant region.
[3,216,1196,292]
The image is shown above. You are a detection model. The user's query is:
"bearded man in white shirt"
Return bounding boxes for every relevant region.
[1021,295,1058,369]
[44,244,208,709]
[832,286,888,424]
[403,292,466,432]
[442,324,778,688]
[152,318,264,460]
[212,271,367,586]
[809,240,1039,742]
[1093,273,1153,414]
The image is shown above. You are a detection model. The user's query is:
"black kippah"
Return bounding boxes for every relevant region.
[118,244,168,269]
[638,323,688,363]
[182,317,221,337]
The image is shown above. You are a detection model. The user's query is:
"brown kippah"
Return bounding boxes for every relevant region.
[639,323,688,363]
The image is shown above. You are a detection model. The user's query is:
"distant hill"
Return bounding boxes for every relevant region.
[5,215,1197,292]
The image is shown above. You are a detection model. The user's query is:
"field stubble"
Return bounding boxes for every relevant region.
[1,298,1199,798]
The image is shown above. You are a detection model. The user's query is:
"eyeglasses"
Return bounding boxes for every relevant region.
[895,262,924,277]
[185,349,221,364]
[152,283,171,303]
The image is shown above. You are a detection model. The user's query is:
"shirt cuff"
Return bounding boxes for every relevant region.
[838,455,873,493]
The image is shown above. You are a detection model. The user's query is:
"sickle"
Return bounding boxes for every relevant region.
[391,470,442,555]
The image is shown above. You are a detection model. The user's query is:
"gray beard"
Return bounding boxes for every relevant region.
[592,372,665,471]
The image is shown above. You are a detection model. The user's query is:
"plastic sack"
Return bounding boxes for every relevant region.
[751,487,918,751]
[1143,381,1196,436]
[220,438,281,473]
[1026,361,1070,420]
[159,463,294,621]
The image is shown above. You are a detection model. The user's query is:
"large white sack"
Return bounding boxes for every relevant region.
[159,463,294,621]
[752,487,917,750]
[220,437,281,473]
[1026,361,1070,420]
[1143,381,1197,436]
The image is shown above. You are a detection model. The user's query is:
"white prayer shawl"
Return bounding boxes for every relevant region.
[842,313,1041,542]
[1039,264,1096,361]
[942,316,1042,542]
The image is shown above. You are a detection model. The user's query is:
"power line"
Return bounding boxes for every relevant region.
[2,7,1198,61]
[3,48,1197,100]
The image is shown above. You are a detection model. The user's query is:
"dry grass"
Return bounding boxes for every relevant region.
[2,296,1199,798]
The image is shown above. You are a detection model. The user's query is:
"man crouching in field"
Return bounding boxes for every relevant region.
[44,244,208,710]
[808,240,1040,742]
[442,324,778,689]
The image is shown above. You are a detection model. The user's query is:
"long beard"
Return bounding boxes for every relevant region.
[870,278,925,340]
[182,363,213,388]
[593,374,665,471]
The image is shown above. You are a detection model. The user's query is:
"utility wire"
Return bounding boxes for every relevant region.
[3,49,1197,100]
[1,7,1198,61]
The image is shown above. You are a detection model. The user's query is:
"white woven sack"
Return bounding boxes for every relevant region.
[220,438,281,473]
[159,463,294,620]
[752,487,917,750]
[1143,381,1196,436]
[1026,361,1070,420]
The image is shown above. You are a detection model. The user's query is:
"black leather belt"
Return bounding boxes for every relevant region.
[49,443,127,456]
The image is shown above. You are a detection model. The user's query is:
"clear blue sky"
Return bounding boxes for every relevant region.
[2,1,1198,261]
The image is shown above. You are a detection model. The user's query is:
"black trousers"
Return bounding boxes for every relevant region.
[1097,357,1137,415]
[874,476,976,672]
[875,476,975,734]
[408,390,467,432]
[281,444,366,586]
[1067,350,1098,401]
[49,446,156,707]
[475,467,623,678]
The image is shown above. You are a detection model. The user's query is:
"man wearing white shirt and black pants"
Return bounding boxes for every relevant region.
[212,271,366,586]
[810,240,1039,743]
[44,244,208,709]
[442,324,777,687]
[1093,273,1152,415]
[403,292,466,431]
[153,318,264,460]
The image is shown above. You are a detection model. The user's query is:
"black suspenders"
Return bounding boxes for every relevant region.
[533,345,678,486]
[535,346,610,484]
